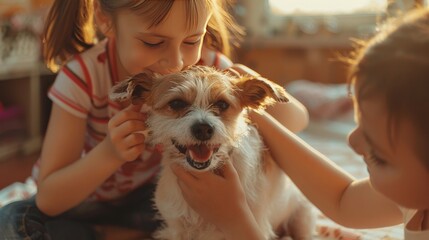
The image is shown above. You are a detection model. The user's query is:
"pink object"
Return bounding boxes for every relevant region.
[286,80,353,120]
[0,105,24,122]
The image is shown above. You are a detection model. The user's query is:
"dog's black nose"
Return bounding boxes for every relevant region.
[191,123,214,141]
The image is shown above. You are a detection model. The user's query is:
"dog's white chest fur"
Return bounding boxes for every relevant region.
[154,166,224,240]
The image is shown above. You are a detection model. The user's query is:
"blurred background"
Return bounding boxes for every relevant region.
[0,0,426,188]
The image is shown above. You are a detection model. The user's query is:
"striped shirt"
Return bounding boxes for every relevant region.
[33,38,226,202]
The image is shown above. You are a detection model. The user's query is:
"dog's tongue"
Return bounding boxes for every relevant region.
[188,144,212,162]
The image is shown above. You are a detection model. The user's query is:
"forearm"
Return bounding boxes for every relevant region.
[250,111,354,221]
[264,93,309,133]
[222,205,266,240]
[36,140,123,216]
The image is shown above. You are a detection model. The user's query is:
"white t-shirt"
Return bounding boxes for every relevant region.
[403,208,429,240]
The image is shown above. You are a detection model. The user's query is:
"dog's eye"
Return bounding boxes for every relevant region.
[168,99,189,111]
[214,100,229,111]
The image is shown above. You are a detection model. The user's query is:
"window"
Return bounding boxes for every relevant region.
[269,0,387,15]
[234,0,420,39]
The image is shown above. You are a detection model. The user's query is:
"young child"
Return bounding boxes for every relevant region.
[0,0,308,239]
[172,8,429,240]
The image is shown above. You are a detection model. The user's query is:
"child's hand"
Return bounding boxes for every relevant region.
[171,161,253,233]
[228,63,261,77]
[106,103,147,162]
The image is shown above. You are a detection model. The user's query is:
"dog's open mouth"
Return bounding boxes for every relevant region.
[172,140,220,170]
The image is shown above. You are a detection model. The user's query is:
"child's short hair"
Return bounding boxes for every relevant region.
[348,8,429,170]
[43,0,243,71]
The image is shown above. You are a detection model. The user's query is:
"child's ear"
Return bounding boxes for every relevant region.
[110,72,155,105]
[94,0,114,37]
[234,76,289,110]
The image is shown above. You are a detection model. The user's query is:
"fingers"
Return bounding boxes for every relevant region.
[122,141,146,158]
[230,64,261,77]
[109,130,145,159]
[225,68,241,77]
[220,160,239,179]
[109,110,146,128]
[112,122,146,146]
[114,119,147,136]
[108,118,147,145]
[171,160,238,184]
[106,103,148,162]
[171,164,199,197]
[171,164,198,183]
[123,131,146,147]
[126,102,144,112]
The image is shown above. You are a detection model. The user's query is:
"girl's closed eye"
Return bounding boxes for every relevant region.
[367,149,387,166]
[184,38,202,45]
[141,40,164,48]
[139,39,201,47]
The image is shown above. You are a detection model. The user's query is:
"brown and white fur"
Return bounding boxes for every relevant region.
[110,66,315,240]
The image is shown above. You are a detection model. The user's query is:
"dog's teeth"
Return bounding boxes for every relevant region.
[186,155,211,170]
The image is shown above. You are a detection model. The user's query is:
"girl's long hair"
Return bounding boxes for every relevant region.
[43,0,95,72]
[43,0,243,72]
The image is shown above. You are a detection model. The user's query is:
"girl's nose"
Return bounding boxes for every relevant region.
[348,126,366,156]
[161,48,184,73]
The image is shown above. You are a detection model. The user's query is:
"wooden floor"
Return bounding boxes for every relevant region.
[0,151,38,190]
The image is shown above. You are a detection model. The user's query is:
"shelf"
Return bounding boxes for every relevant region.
[0,61,50,81]
[0,61,49,159]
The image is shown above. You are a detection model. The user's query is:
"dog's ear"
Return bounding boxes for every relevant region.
[110,71,155,105]
[235,76,289,110]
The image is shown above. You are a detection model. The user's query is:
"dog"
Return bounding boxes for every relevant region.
[110,65,315,240]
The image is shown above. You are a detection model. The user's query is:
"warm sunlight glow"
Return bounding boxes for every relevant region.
[269,0,388,15]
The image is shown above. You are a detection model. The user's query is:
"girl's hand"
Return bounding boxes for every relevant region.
[106,103,147,162]
[230,64,309,132]
[227,63,261,78]
[171,161,258,236]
